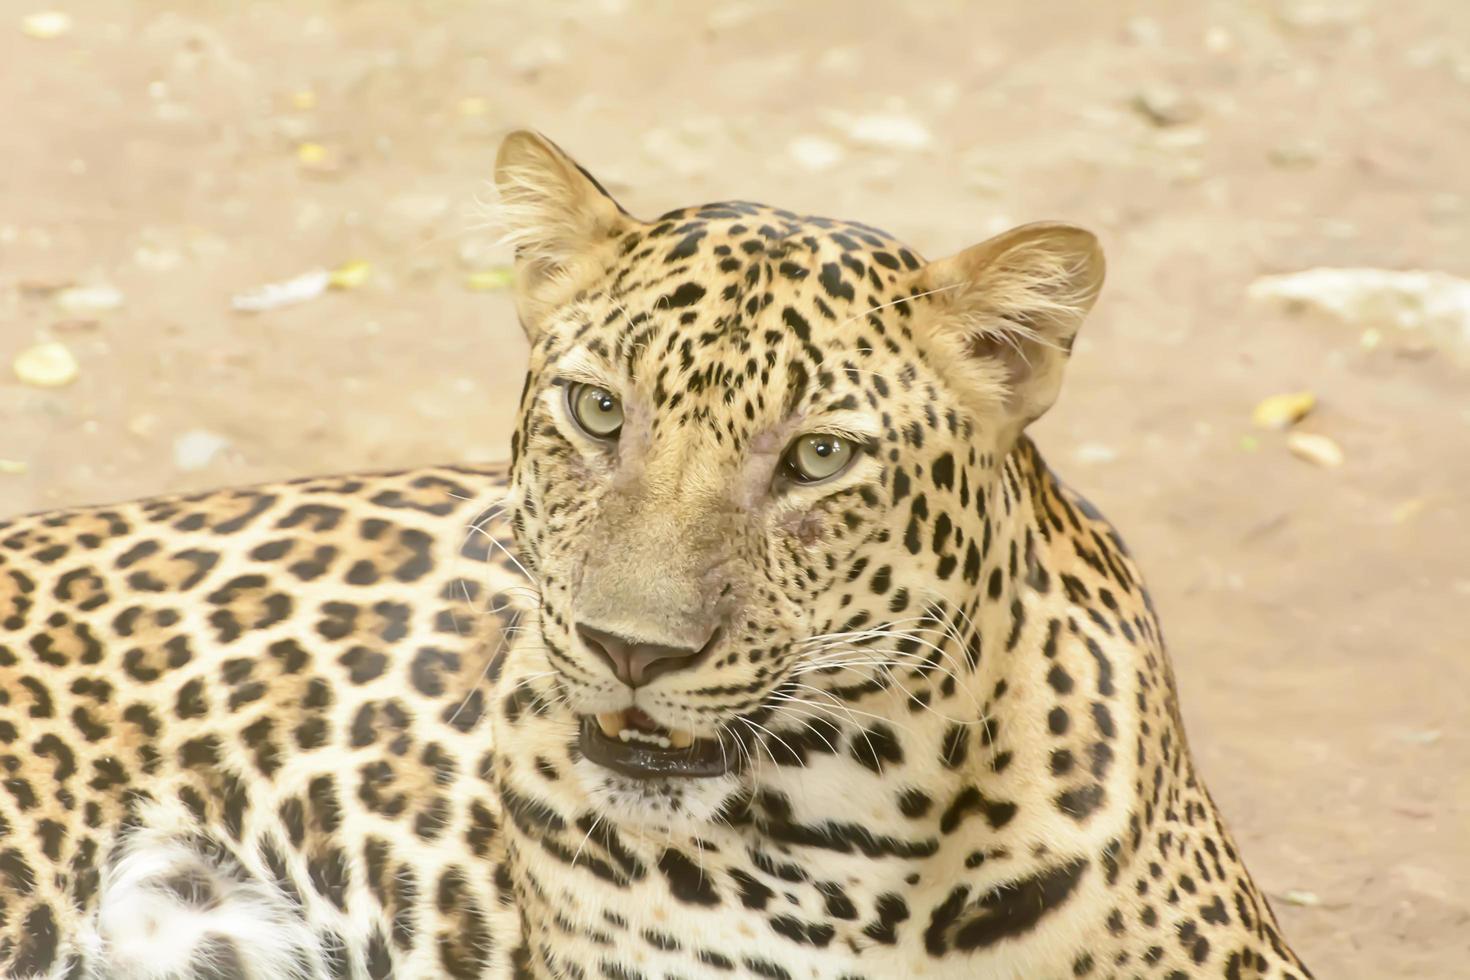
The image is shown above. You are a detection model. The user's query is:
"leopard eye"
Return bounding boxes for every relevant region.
[784,434,856,483]
[567,383,624,439]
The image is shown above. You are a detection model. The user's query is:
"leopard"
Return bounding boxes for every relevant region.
[0,130,1310,979]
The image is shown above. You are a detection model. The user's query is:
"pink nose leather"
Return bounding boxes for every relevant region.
[576,623,713,687]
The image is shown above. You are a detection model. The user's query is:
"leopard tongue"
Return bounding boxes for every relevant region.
[593,710,695,749]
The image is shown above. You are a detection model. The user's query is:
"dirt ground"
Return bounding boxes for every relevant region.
[2,1,1467,975]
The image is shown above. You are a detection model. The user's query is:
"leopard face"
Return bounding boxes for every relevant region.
[495,132,1103,828]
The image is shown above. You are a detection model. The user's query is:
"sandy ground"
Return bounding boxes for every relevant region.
[3,1,1468,975]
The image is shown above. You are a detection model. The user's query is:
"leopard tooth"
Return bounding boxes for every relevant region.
[595,711,628,738]
[668,728,694,749]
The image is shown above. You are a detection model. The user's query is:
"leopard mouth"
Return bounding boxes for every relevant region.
[578,708,736,779]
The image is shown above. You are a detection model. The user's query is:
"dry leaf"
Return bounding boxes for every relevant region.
[328,261,371,290]
[17,279,72,299]
[1391,498,1429,524]
[296,142,341,174]
[1252,391,1316,429]
[13,340,79,387]
[1286,432,1344,468]
[465,267,515,291]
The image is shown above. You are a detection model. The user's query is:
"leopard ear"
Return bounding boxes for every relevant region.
[916,221,1104,439]
[494,130,634,328]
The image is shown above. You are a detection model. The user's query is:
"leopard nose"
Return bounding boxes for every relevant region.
[576,623,716,688]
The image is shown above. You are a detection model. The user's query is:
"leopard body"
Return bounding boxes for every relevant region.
[0,132,1308,979]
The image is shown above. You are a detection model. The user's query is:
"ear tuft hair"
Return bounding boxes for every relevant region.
[493,130,633,327]
[917,222,1104,437]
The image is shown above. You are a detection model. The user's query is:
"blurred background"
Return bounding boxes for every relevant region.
[2,1,1467,974]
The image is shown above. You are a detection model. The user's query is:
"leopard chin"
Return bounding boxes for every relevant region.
[572,756,745,832]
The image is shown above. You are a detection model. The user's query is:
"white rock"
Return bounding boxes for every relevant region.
[840,113,932,150]
[231,269,329,313]
[1249,268,1470,348]
[55,285,124,314]
[1074,443,1119,465]
[173,429,231,471]
[1280,889,1323,907]
[788,135,845,172]
[134,244,182,271]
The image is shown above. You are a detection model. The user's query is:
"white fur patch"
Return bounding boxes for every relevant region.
[79,827,322,980]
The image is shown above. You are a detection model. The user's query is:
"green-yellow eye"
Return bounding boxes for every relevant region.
[784,434,856,483]
[568,383,624,438]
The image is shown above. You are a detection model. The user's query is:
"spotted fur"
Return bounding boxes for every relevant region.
[0,131,1308,979]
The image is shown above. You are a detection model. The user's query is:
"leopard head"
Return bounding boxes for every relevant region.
[494,130,1104,826]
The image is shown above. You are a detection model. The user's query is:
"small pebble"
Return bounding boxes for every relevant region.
[127,413,159,438]
[20,10,72,39]
[1123,16,1162,46]
[1286,431,1345,468]
[788,135,845,172]
[1268,140,1322,169]
[841,113,932,150]
[173,429,231,472]
[1132,86,1201,127]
